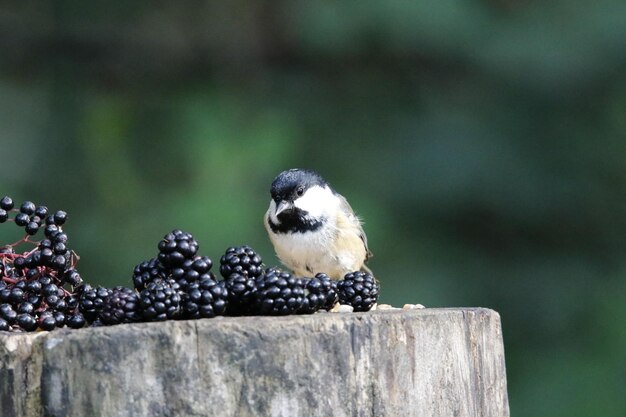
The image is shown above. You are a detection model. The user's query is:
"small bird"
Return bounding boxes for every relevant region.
[264,168,372,279]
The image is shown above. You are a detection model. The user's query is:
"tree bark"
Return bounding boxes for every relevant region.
[0,308,509,417]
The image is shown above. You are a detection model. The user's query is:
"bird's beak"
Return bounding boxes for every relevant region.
[275,200,292,217]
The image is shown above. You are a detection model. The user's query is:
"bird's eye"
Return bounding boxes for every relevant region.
[296,186,304,196]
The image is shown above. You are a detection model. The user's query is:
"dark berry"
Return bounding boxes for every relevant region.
[79,285,112,322]
[66,313,86,329]
[38,313,57,331]
[9,287,24,303]
[26,280,42,294]
[53,242,67,255]
[140,279,182,321]
[337,271,380,312]
[44,224,59,237]
[52,232,68,244]
[52,255,67,270]
[40,248,53,263]
[13,256,26,269]
[42,283,59,296]
[100,287,140,325]
[170,256,215,290]
[220,245,264,279]
[254,269,305,315]
[224,272,257,316]
[132,258,168,291]
[15,213,29,226]
[0,196,13,211]
[0,304,17,324]
[0,209,7,223]
[38,275,53,286]
[27,295,42,308]
[182,277,228,319]
[66,294,78,310]
[25,222,39,235]
[17,302,34,315]
[53,311,66,327]
[65,269,83,287]
[0,318,9,331]
[35,206,48,218]
[55,298,69,313]
[157,230,199,267]
[46,294,61,308]
[53,210,68,225]
[299,273,339,314]
[39,239,52,249]
[19,201,36,215]
[17,314,37,331]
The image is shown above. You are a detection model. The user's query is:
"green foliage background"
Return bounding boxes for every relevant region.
[1,1,625,415]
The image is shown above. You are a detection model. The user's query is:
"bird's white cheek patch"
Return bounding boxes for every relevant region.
[294,185,337,218]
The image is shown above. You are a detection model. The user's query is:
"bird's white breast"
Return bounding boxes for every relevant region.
[265,185,366,278]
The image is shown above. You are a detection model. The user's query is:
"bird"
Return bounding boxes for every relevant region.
[264,168,372,280]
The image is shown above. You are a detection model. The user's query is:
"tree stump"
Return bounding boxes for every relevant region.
[0,308,509,417]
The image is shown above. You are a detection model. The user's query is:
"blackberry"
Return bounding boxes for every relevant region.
[132,258,168,291]
[182,277,228,319]
[299,273,339,314]
[139,278,182,321]
[337,271,380,312]
[78,285,112,322]
[157,230,199,268]
[219,245,263,279]
[254,269,305,315]
[99,286,140,325]
[170,255,215,290]
[224,272,257,316]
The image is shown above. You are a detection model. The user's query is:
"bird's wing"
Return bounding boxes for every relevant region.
[337,195,373,260]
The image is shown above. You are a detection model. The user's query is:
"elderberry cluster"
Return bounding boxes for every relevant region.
[0,196,85,332]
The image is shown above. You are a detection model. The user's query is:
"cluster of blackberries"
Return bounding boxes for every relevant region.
[89,236,379,325]
[77,229,227,325]
[1,199,381,332]
[0,196,85,332]
[219,246,380,316]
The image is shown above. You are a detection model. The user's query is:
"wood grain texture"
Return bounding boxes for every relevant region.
[0,308,509,417]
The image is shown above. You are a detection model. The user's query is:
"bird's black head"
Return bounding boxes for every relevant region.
[270,168,328,203]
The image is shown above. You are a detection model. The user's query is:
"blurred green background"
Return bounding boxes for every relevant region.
[1,1,625,415]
